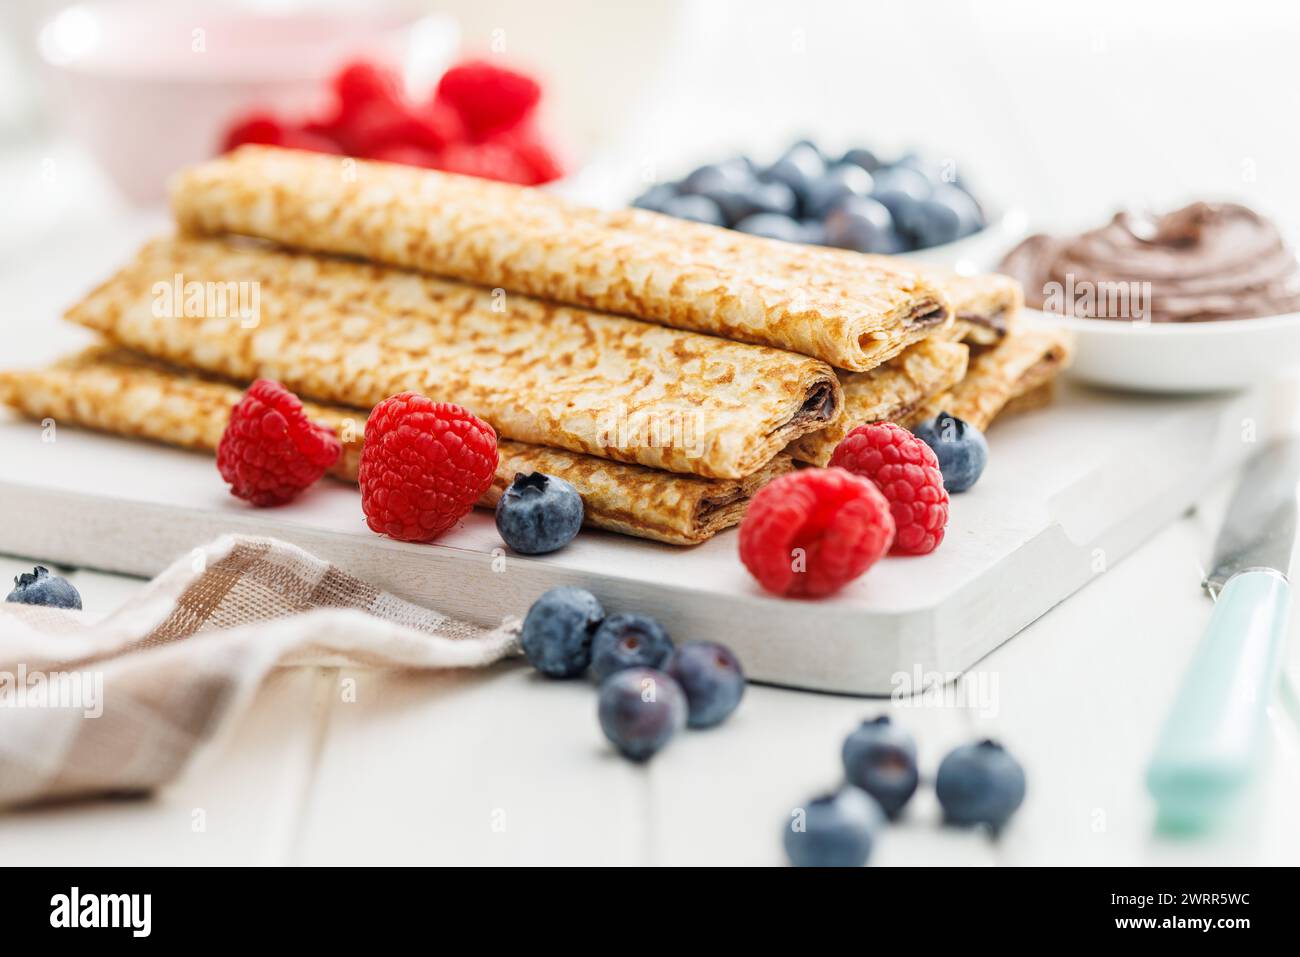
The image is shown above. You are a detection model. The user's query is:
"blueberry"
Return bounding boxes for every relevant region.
[665,641,745,728]
[597,667,686,761]
[660,193,726,226]
[631,182,679,213]
[897,198,962,248]
[801,164,874,219]
[680,159,752,196]
[839,147,881,174]
[734,213,806,244]
[840,716,919,819]
[520,586,604,678]
[5,566,81,610]
[590,612,674,682]
[911,412,988,493]
[928,183,985,238]
[870,165,932,203]
[495,471,584,555]
[783,786,884,867]
[823,196,901,253]
[936,739,1027,831]
[744,180,798,218]
[762,142,825,207]
[800,219,828,246]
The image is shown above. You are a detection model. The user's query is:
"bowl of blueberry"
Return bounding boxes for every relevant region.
[632,138,1023,269]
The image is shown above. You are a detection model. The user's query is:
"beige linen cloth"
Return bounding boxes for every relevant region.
[0,535,520,808]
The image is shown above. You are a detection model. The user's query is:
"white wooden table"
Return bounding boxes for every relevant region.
[2,485,1299,866]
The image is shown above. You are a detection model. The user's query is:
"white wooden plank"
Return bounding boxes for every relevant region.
[0,667,325,865]
[293,666,649,866]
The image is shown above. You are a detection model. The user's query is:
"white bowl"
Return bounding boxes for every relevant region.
[36,0,457,204]
[899,206,1028,273]
[1021,308,1300,393]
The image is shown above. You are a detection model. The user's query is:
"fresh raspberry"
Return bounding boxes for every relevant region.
[333,61,404,115]
[279,128,343,155]
[829,422,949,555]
[216,380,342,506]
[435,59,542,138]
[739,468,895,598]
[359,393,499,543]
[366,143,441,168]
[431,141,535,184]
[488,121,566,184]
[220,113,284,152]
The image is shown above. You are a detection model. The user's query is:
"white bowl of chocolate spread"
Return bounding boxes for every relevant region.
[1000,202,1300,393]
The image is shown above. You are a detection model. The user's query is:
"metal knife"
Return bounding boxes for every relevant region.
[1146,437,1300,831]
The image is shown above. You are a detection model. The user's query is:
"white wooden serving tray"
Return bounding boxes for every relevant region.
[0,378,1291,695]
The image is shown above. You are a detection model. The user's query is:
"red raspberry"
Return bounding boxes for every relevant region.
[220,113,284,152]
[739,468,895,598]
[488,121,566,184]
[359,393,499,543]
[435,59,542,138]
[366,143,441,168]
[829,422,949,555]
[432,141,535,184]
[217,380,342,506]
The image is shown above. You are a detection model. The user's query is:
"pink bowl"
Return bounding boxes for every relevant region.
[37,0,458,203]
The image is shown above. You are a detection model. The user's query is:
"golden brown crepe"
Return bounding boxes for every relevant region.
[65,235,841,480]
[0,348,794,546]
[917,328,1074,431]
[167,146,951,371]
[788,339,969,466]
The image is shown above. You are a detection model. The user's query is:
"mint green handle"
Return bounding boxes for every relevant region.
[1146,569,1290,831]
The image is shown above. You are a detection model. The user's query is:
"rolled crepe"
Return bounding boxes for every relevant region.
[788,339,970,466]
[613,211,1022,350]
[65,236,841,480]
[917,328,1074,431]
[0,348,794,546]
[168,146,951,371]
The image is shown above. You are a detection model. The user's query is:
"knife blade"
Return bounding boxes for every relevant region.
[1148,437,1300,831]
[1204,437,1300,591]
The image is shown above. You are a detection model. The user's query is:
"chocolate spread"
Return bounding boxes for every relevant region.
[1000,202,1300,322]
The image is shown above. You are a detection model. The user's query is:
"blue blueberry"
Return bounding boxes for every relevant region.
[897,198,962,248]
[597,667,686,761]
[870,165,932,204]
[783,786,884,867]
[681,159,752,196]
[590,612,674,682]
[665,641,745,728]
[839,147,881,174]
[744,180,798,218]
[660,193,726,226]
[520,586,604,678]
[928,183,985,238]
[936,739,1027,831]
[495,471,584,554]
[823,196,901,253]
[801,164,874,219]
[734,212,806,244]
[800,219,828,246]
[631,182,679,213]
[762,142,826,206]
[911,412,988,493]
[840,716,919,819]
[6,566,81,610]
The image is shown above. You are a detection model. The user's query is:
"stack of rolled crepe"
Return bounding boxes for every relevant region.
[0,146,1071,546]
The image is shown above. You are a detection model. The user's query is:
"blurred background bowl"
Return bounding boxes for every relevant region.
[36,0,457,203]
[1023,308,1300,393]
